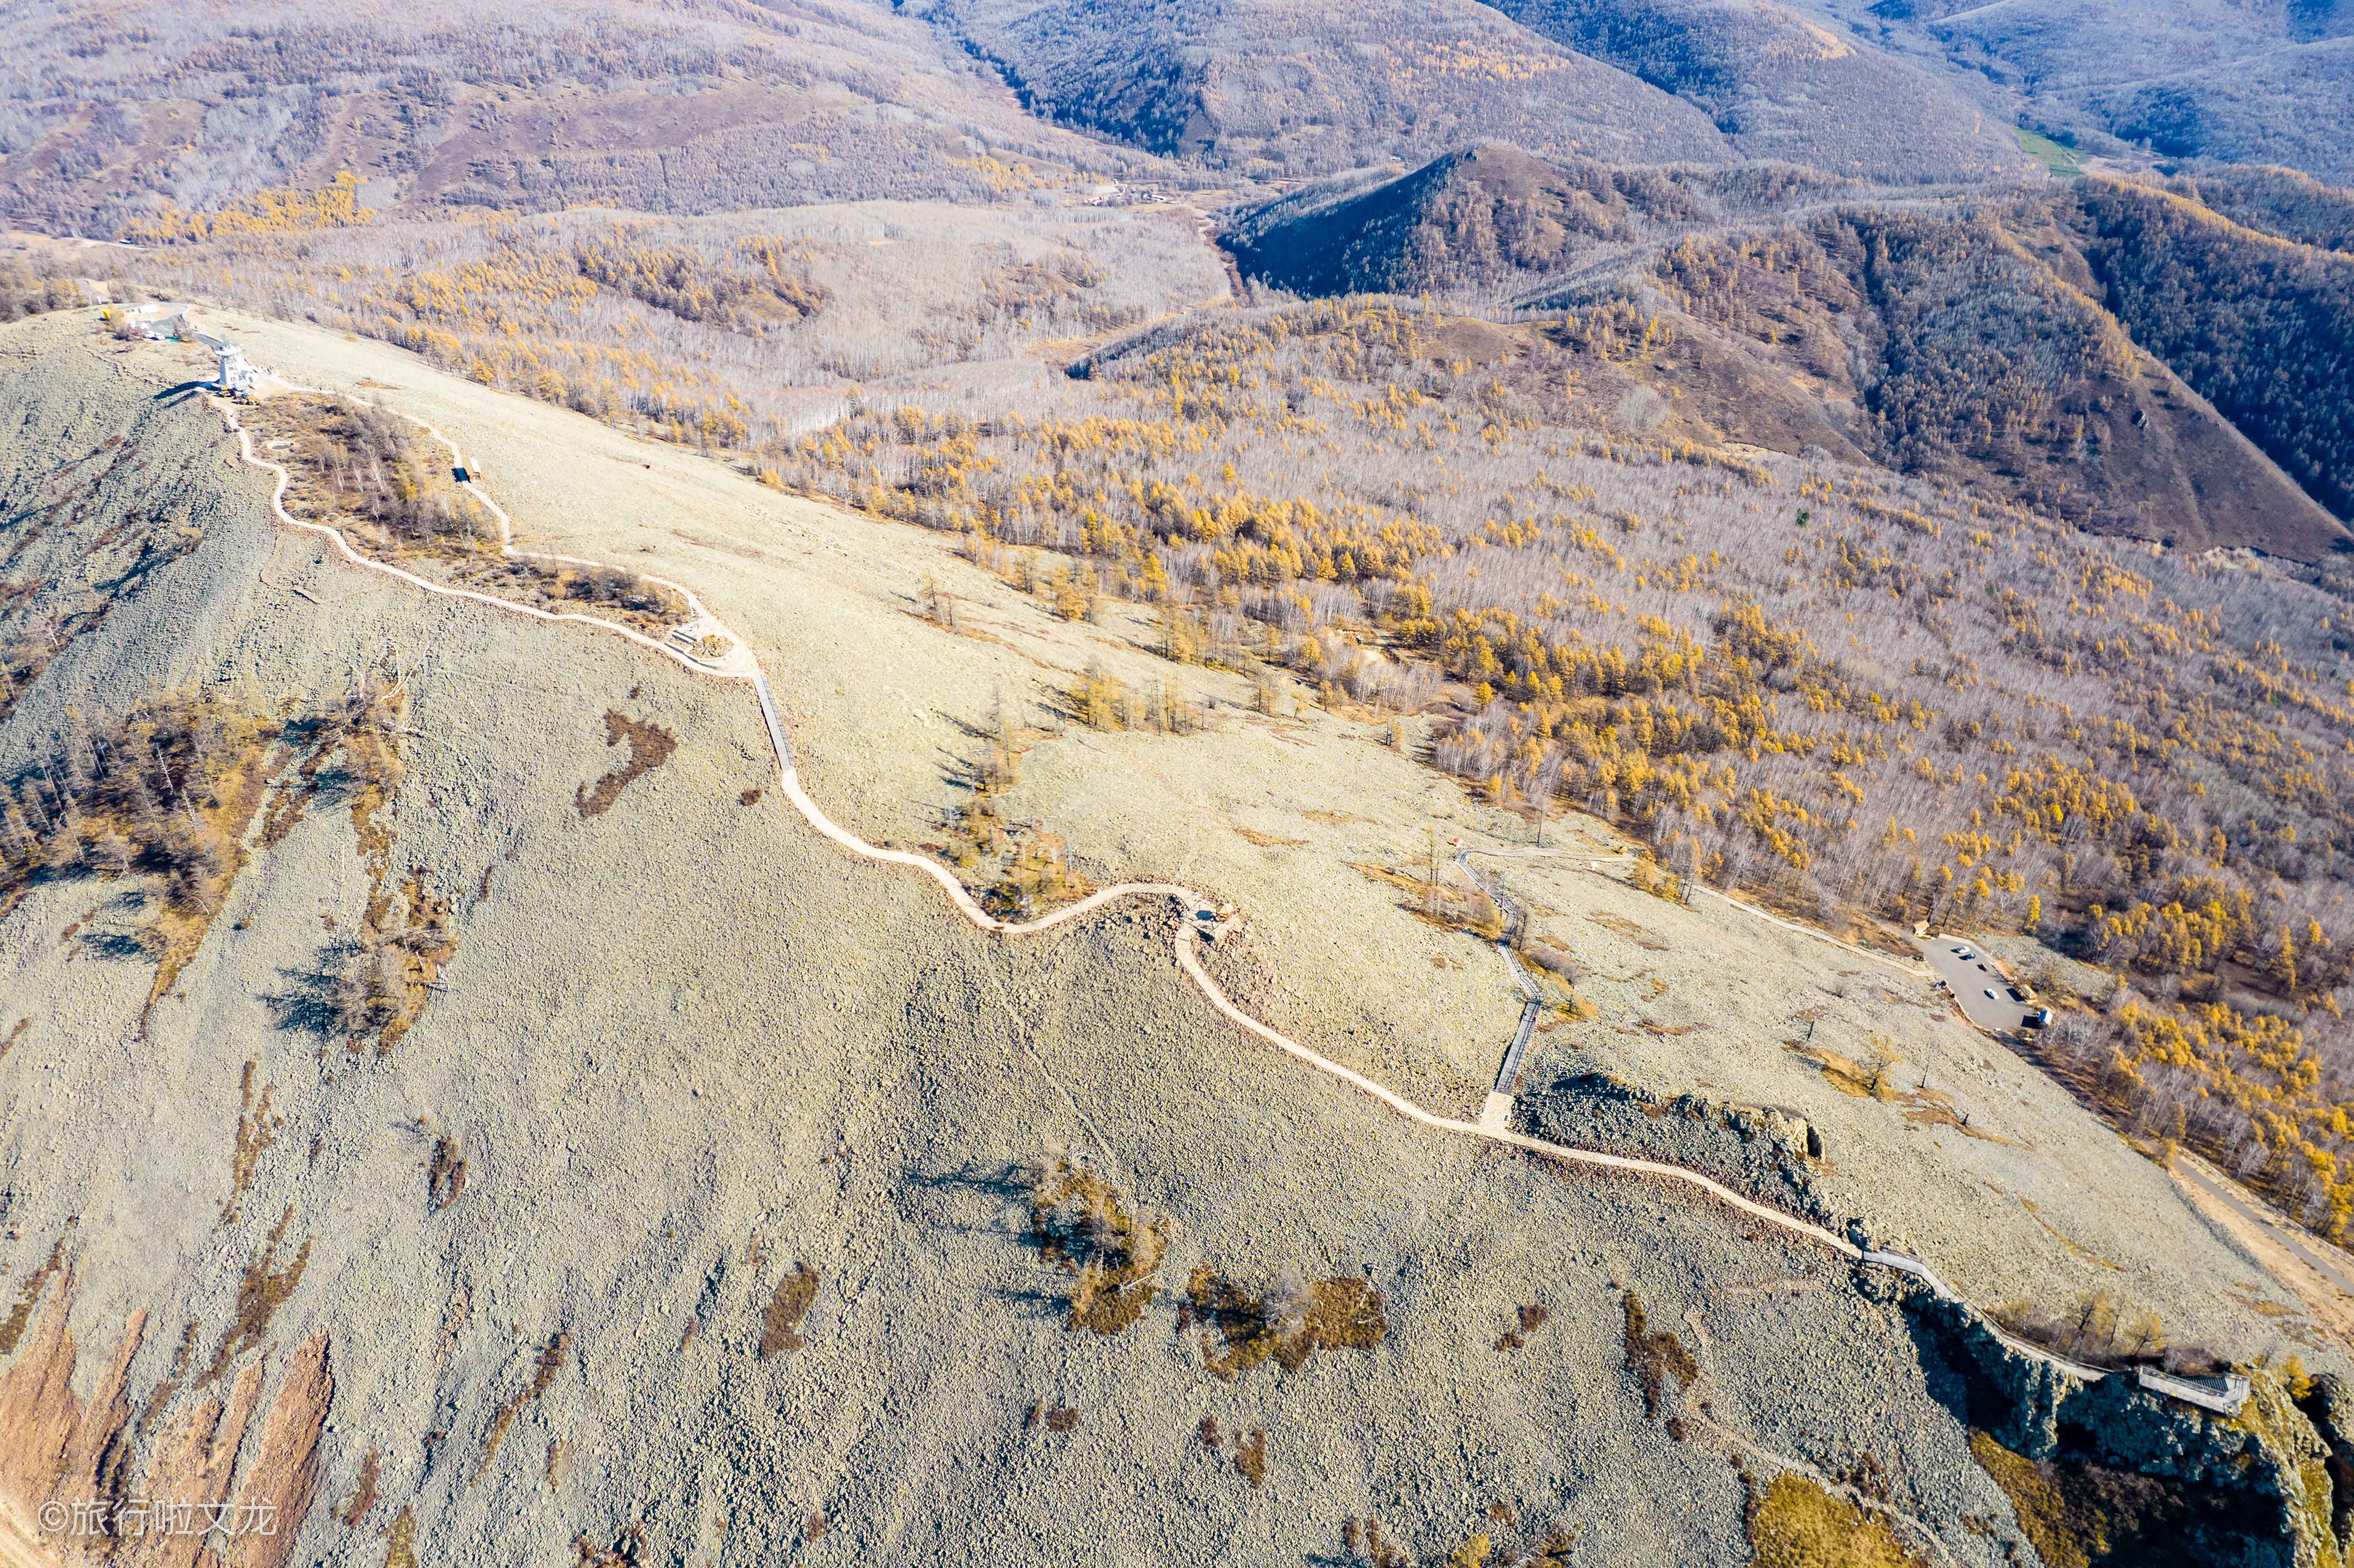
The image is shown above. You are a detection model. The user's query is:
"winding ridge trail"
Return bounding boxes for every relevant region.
[208,372,2212,1410]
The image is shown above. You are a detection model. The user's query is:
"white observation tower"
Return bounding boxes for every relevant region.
[195,332,257,396]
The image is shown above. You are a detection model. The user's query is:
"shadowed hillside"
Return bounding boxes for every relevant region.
[1225,145,2354,560]
[2057,175,2354,525]
[1227,143,1856,296]
[923,0,1737,176]
[1480,0,2030,183]
[1589,202,2352,558]
[1229,144,1697,296]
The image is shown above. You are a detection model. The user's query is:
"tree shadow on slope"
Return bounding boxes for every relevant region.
[262,938,382,1041]
[65,889,163,962]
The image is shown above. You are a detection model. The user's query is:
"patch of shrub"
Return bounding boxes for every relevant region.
[1986,1292,2194,1373]
[1029,1159,1166,1335]
[760,1264,819,1357]
[0,260,89,321]
[1621,1291,1697,1417]
[1232,1427,1267,1487]
[427,1135,467,1212]
[575,711,677,818]
[1187,1265,1387,1378]
[253,394,499,557]
[1497,1301,1549,1351]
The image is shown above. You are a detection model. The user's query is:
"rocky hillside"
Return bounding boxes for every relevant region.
[0,0,1150,237]
[6,307,2348,1567]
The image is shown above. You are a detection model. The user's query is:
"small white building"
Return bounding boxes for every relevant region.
[127,301,191,341]
[195,331,257,395]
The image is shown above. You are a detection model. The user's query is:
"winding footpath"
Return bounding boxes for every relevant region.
[210,378,2231,1413]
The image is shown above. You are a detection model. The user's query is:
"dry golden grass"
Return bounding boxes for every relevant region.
[1743,1472,1928,1568]
[478,1330,571,1482]
[1784,1042,2018,1145]
[1586,912,1669,952]
[1968,1432,2090,1568]
[383,1508,418,1568]
[1348,860,1506,939]
[1234,1428,1268,1487]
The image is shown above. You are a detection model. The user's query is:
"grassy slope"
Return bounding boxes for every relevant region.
[216,308,2339,1373]
[0,308,2080,1566]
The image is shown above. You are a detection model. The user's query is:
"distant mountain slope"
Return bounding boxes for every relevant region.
[1887,0,2323,89]
[2058,175,2354,526]
[923,0,1736,176]
[0,0,1147,237]
[1581,204,2348,558]
[2077,40,2354,184]
[1477,0,2031,182]
[2157,165,2354,255]
[1226,145,2353,559]
[1226,142,1853,295]
[1866,0,2354,183]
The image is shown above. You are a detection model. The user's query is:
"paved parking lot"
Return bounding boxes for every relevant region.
[1922,938,2048,1034]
